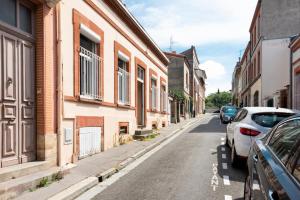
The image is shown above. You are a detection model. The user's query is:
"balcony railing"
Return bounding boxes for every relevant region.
[161,90,167,112]
[80,46,102,100]
[151,86,158,110]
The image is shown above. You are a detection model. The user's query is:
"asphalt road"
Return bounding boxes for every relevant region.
[86,114,248,200]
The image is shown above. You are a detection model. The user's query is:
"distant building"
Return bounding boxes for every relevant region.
[232,61,242,107]
[181,46,207,116]
[165,52,192,123]
[237,0,300,108]
[290,35,300,110]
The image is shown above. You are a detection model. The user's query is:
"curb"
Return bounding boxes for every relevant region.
[96,118,201,182]
[49,117,203,200]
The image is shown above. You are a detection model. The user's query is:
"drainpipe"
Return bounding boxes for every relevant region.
[56,2,63,167]
[289,38,293,109]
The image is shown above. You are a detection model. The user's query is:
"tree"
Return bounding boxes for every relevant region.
[206,90,232,109]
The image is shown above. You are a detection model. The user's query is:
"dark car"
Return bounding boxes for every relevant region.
[220,106,238,123]
[244,115,300,200]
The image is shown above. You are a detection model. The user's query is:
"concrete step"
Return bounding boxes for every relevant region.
[134,129,153,136]
[0,161,53,183]
[0,164,74,200]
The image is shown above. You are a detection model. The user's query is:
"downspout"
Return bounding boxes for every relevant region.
[56,2,63,167]
[289,38,293,109]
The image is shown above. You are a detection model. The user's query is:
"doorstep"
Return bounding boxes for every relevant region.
[0,163,74,200]
[0,161,53,183]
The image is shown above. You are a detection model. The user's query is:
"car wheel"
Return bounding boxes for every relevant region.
[244,174,252,200]
[231,143,239,168]
[225,134,230,147]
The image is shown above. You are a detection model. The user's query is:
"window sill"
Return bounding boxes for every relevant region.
[117,103,135,110]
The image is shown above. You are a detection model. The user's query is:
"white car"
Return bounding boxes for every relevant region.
[226,107,295,167]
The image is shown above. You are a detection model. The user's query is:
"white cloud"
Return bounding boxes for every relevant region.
[125,0,257,47]
[200,60,231,95]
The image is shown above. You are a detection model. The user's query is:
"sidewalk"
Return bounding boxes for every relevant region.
[17,116,203,200]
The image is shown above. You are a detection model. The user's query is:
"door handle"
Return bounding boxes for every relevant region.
[253,154,258,163]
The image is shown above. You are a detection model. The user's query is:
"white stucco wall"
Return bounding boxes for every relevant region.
[261,38,290,102]
[59,0,168,165]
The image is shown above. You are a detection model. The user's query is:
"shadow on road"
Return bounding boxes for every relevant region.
[189,115,227,133]
[216,144,247,183]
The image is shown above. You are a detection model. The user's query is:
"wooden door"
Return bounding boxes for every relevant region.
[0,31,35,168]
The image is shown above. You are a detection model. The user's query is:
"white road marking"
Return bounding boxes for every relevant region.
[221,147,225,151]
[223,175,230,185]
[211,163,219,191]
[221,142,225,145]
[224,195,232,200]
[253,179,260,190]
[222,154,227,159]
[75,118,205,200]
[222,163,228,170]
[221,137,225,141]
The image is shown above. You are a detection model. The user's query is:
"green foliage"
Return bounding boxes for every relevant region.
[37,177,49,188]
[52,171,64,181]
[169,89,187,103]
[206,91,232,109]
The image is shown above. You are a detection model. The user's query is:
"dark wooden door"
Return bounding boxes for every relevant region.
[0,30,35,168]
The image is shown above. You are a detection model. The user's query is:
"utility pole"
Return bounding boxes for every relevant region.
[169,36,174,52]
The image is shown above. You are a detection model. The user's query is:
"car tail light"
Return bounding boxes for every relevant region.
[240,128,261,136]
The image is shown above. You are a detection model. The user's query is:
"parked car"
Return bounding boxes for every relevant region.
[244,114,300,200]
[226,107,295,167]
[220,106,238,123]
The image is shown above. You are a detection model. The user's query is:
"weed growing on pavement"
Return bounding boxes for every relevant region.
[37,177,50,188]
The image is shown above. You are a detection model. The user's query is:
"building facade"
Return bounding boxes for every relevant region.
[181,46,206,116]
[165,52,191,123]
[237,0,300,108]
[0,0,169,171]
[291,35,300,110]
[0,0,58,169]
[59,0,169,165]
[232,61,242,107]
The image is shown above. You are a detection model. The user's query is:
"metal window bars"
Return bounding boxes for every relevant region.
[79,46,102,100]
[118,67,130,105]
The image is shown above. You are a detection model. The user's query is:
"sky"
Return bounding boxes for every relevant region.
[123,0,258,96]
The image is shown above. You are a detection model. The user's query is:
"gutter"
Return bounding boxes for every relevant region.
[289,38,293,109]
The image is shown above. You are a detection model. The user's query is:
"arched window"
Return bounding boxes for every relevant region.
[253,91,259,107]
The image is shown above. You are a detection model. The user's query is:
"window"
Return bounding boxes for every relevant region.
[0,0,16,26]
[20,4,32,33]
[268,119,300,164]
[160,85,167,112]
[253,91,259,107]
[119,122,129,135]
[118,57,130,105]
[252,112,294,128]
[233,109,247,122]
[151,78,157,110]
[293,155,300,183]
[0,0,33,34]
[258,51,261,74]
[80,34,102,100]
[185,72,189,90]
[295,73,300,110]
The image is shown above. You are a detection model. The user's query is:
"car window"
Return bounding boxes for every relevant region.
[233,109,247,122]
[293,155,300,183]
[252,112,294,128]
[268,119,300,164]
[224,107,237,113]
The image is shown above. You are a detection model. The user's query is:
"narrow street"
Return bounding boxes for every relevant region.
[78,114,248,200]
